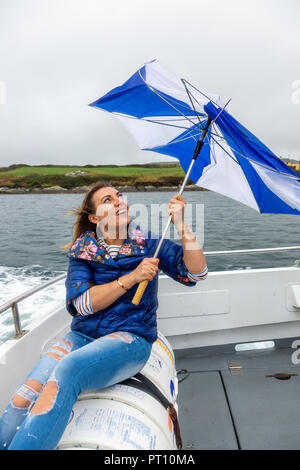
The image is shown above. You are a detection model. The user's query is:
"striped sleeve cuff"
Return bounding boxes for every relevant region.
[72,289,94,316]
[187,266,208,282]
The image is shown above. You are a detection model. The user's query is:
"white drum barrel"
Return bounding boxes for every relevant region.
[57,332,179,450]
[140,332,178,404]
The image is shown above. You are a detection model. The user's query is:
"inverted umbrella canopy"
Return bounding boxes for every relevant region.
[90,59,300,215]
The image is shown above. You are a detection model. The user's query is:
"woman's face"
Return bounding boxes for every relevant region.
[90,186,130,238]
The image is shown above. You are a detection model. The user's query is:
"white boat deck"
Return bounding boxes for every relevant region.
[0,254,300,450]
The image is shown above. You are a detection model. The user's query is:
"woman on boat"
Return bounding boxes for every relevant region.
[0,181,208,450]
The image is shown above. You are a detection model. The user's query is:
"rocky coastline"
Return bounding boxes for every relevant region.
[0,184,207,194]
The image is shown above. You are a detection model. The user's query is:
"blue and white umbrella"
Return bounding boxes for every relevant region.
[90,60,300,304]
[90,59,300,215]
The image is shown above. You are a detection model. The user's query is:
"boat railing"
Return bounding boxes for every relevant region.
[204,246,300,256]
[1,246,300,339]
[0,274,66,339]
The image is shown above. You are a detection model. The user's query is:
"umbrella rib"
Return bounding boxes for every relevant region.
[210,123,262,212]
[146,116,209,131]
[145,117,203,130]
[177,79,232,146]
[180,83,231,130]
[181,85,238,163]
[181,79,214,128]
[153,117,195,122]
[179,81,214,150]
[111,111,195,131]
[211,123,300,180]
[212,123,240,163]
[182,79,223,108]
[112,111,214,146]
[138,70,200,114]
[138,70,206,134]
[181,79,204,129]
[165,131,210,146]
[143,88,207,143]
[206,131,217,166]
[147,133,210,150]
[211,98,232,124]
[206,127,263,213]
[148,117,195,122]
[146,116,217,145]
[210,124,244,165]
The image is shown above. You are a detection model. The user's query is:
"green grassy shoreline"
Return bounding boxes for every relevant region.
[0,163,206,193]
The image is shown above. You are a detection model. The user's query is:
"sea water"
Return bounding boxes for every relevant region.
[0,191,299,343]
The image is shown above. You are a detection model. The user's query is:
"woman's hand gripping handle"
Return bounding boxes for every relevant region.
[132,193,184,305]
[132,258,159,305]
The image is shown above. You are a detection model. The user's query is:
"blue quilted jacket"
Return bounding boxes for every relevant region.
[65,222,196,343]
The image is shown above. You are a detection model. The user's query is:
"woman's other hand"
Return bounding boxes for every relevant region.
[133,258,160,283]
[168,194,186,229]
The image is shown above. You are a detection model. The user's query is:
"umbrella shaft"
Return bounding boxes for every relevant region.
[153,119,212,259]
[179,159,196,195]
[153,160,195,258]
[153,215,173,258]
[193,117,212,159]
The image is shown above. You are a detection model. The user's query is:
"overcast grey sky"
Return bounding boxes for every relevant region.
[0,0,299,166]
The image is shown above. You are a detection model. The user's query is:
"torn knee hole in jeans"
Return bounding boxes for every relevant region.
[12,379,43,409]
[106,332,134,343]
[45,339,73,361]
[30,380,58,415]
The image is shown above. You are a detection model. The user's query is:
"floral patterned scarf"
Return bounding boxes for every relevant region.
[69,221,147,265]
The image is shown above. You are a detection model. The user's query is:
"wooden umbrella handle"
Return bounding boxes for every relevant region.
[132,280,149,306]
[131,214,172,306]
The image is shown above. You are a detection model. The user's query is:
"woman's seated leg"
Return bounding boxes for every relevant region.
[8,332,152,450]
[0,331,90,449]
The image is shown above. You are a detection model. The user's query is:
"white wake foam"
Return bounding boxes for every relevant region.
[0,265,66,344]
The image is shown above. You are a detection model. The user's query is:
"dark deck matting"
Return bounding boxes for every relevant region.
[175,337,300,450]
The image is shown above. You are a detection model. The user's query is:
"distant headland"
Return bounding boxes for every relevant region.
[0,162,206,194]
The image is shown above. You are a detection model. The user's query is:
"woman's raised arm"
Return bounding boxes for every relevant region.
[168,193,207,275]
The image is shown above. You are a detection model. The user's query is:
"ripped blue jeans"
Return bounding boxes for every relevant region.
[0,330,151,450]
